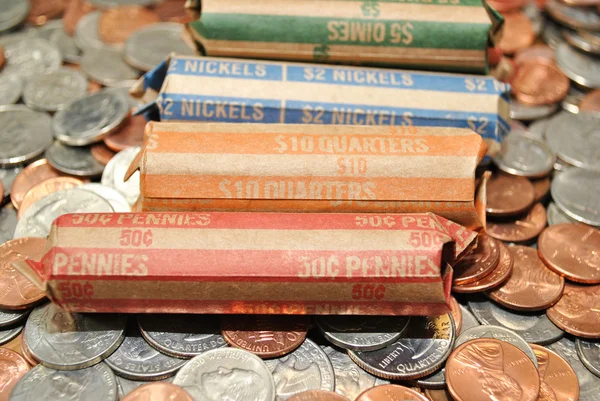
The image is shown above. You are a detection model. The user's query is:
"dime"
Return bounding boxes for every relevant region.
[546,0,600,31]
[486,173,535,217]
[0,74,23,106]
[510,100,558,121]
[121,382,194,401]
[452,235,500,286]
[104,114,146,151]
[10,159,63,209]
[2,38,61,79]
[445,338,539,401]
[18,177,83,218]
[79,183,131,212]
[547,282,600,338]
[80,48,140,87]
[0,309,28,328]
[9,362,118,401]
[174,348,275,401]
[497,12,535,55]
[556,42,600,89]
[221,315,310,358]
[315,315,410,351]
[91,143,117,165]
[551,169,600,226]
[24,303,126,370]
[0,1,29,33]
[0,325,22,345]
[486,203,547,243]
[348,314,454,380]
[492,132,555,178]
[0,105,53,167]
[580,89,600,113]
[138,314,226,358]
[265,339,334,400]
[355,384,429,401]
[452,241,513,293]
[74,11,109,51]
[101,146,141,206]
[531,177,551,202]
[488,246,564,311]
[23,69,88,112]
[46,141,106,177]
[0,207,17,245]
[546,112,600,171]
[0,348,29,401]
[549,337,600,401]
[98,6,160,45]
[576,339,600,378]
[52,91,130,146]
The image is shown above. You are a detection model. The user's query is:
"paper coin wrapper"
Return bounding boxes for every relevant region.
[12,212,476,315]
[185,0,503,73]
[127,123,488,230]
[131,55,510,149]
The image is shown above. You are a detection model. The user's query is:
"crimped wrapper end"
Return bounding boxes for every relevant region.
[11,255,46,292]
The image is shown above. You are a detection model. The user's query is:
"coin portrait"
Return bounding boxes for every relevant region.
[272,354,322,398]
[326,350,373,397]
[189,366,270,401]
[0,358,20,393]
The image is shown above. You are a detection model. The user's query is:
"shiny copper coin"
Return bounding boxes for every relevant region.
[63,0,94,36]
[531,177,551,203]
[288,390,350,401]
[10,159,63,209]
[530,344,579,401]
[0,238,47,310]
[355,384,429,401]
[488,245,564,311]
[486,173,535,217]
[424,389,453,401]
[18,177,83,219]
[498,12,535,55]
[121,382,193,401]
[512,60,570,106]
[0,348,30,401]
[453,235,501,286]
[27,0,67,25]
[19,333,38,367]
[580,89,600,113]
[539,224,600,284]
[221,315,310,358]
[449,296,463,335]
[98,6,160,45]
[514,44,555,66]
[445,338,540,401]
[0,181,3,201]
[486,203,547,243]
[453,241,513,293]
[91,142,116,165]
[0,46,5,71]
[104,114,145,152]
[154,0,193,24]
[547,283,600,338]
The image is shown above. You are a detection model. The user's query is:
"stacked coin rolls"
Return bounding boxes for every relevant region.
[13,211,476,315]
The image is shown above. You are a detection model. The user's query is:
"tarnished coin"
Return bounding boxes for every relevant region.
[547,283,600,338]
[122,382,194,401]
[74,11,108,51]
[91,143,116,165]
[138,314,226,358]
[101,146,141,206]
[531,344,580,401]
[49,28,82,64]
[546,0,600,31]
[549,338,600,401]
[0,207,17,245]
[0,1,29,33]
[486,173,535,217]
[0,105,53,167]
[98,5,160,45]
[23,69,88,112]
[46,141,106,177]
[1,38,61,79]
[486,203,547,243]
[52,91,130,146]
[551,169,600,226]
[356,385,429,401]
[577,339,600,378]
[492,132,555,177]
[174,348,275,401]
[18,177,83,218]
[546,112,600,171]
[348,314,455,380]
[24,303,126,370]
[10,159,63,209]
[452,234,500,286]
[79,183,131,212]
[453,241,513,293]
[265,339,334,400]
[0,74,22,106]
[556,42,600,89]
[14,188,113,238]
[287,390,350,401]
[510,100,558,121]
[315,315,410,351]
[469,298,564,345]
[0,348,29,401]
[9,362,118,401]
[80,48,140,87]
[0,309,28,328]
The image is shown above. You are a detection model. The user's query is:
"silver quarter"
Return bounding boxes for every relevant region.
[52,91,129,146]
[101,147,141,206]
[459,304,480,334]
[348,314,455,380]
[0,74,23,106]
[23,303,126,370]
[455,325,538,367]
[81,48,140,87]
[510,100,558,121]
[549,337,600,401]
[2,37,61,79]
[35,20,63,41]
[468,298,564,345]
[0,105,53,167]
[9,362,118,401]
[265,338,334,400]
[564,29,600,56]
[116,376,174,399]
[74,11,109,52]
[0,0,29,32]
[552,168,600,226]
[315,315,410,351]
[46,141,106,177]
[528,117,551,139]
[90,0,160,9]
[546,0,600,31]
[138,314,226,358]
[556,42,600,89]
[546,112,600,170]
[0,206,17,244]
[23,68,88,112]
[547,201,581,226]
[492,131,555,178]
[0,308,27,328]
[0,324,21,345]
[106,328,187,380]
[174,348,275,401]
[79,183,131,212]
[577,339,600,378]
[0,166,22,198]
[14,188,113,238]
[124,23,195,72]
[49,28,83,64]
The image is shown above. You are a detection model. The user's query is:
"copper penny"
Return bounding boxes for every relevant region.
[453,241,513,293]
[530,344,580,401]
[487,203,547,243]
[0,46,5,71]
[98,6,160,45]
[547,283,600,338]
[449,296,463,335]
[121,382,193,401]
[154,0,193,24]
[355,384,429,401]
[0,181,3,201]
[514,44,555,66]
[579,89,600,113]
[486,173,535,217]
[445,338,540,401]
[27,0,67,26]
[91,142,116,165]
[488,245,564,311]
[18,177,83,219]
[10,159,63,209]
[512,60,570,106]
[453,235,501,286]
[424,389,453,401]
[63,0,94,36]
[104,114,146,152]
[531,177,550,203]
[0,348,30,401]
[498,12,535,55]
[221,315,310,358]
[0,237,47,310]
[288,390,351,401]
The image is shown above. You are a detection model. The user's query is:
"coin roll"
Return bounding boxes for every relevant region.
[13,211,476,316]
